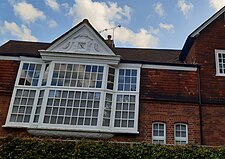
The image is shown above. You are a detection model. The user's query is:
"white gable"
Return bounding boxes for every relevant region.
[46,23,116,56]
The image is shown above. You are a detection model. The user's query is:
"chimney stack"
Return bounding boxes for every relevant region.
[105,35,114,47]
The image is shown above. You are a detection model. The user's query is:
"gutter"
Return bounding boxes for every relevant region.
[197,67,203,145]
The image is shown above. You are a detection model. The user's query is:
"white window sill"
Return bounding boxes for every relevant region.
[215,73,225,76]
[3,124,139,135]
[27,129,115,139]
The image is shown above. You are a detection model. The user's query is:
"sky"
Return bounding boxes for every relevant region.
[0,0,225,49]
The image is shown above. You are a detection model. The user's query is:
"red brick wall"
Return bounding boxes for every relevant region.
[141,68,199,103]
[0,60,19,93]
[201,105,225,146]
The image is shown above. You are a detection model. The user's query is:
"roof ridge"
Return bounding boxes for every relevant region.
[115,47,181,51]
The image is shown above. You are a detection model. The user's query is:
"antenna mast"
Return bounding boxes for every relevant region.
[99,24,121,45]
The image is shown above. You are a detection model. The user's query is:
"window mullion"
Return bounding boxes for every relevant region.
[29,89,40,126]
[46,62,54,86]
[111,92,117,131]
[102,64,108,89]
[38,63,46,87]
[98,91,105,130]
[134,94,139,132]
[38,89,49,127]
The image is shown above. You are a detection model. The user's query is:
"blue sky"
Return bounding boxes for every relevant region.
[0,0,224,49]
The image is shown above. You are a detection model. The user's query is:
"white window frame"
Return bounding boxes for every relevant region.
[5,60,46,127]
[152,122,166,144]
[112,64,141,133]
[4,60,141,134]
[174,123,188,145]
[215,49,225,76]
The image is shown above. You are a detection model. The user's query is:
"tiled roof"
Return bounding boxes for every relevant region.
[0,40,181,64]
[0,40,49,57]
[114,47,180,64]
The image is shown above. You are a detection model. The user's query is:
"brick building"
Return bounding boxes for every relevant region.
[1,7,225,146]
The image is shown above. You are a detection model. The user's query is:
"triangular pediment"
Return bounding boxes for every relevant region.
[46,19,116,56]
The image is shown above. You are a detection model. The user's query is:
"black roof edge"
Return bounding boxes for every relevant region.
[179,36,195,62]
[120,59,200,68]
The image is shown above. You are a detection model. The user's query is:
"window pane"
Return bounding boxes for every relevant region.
[181,131,186,137]
[42,90,101,127]
[18,63,42,86]
[9,89,36,123]
[114,94,136,128]
[51,63,104,88]
[117,69,137,91]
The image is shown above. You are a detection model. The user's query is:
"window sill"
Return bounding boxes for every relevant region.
[215,73,225,76]
[27,128,115,139]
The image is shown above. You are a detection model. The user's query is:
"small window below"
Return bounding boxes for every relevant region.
[174,123,188,145]
[152,122,166,144]
[215,50,225,76]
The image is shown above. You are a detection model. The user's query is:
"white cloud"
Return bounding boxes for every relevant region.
[117,27,158,48]
[2,21,38,41]
[209,0,225,11]
[62,3,69,9]
[159,23,175,32]
[13,2,46,24]
[154,3,164,17]
[68,0,158,47]
[48,20,58,28]
[45,0,60,11]
[177,0,193,16]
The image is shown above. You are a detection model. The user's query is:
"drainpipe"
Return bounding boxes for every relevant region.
[197,67,203,145]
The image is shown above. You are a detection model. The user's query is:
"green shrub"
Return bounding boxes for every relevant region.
[0,137,225,159]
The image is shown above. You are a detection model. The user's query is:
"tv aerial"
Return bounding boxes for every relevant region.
[99,24,121,41]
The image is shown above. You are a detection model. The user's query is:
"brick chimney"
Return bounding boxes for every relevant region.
[105,35,114,47]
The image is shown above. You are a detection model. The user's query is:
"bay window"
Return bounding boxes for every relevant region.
[5,60,140,134]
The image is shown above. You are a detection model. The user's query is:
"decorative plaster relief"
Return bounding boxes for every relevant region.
[61,34,102,53]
